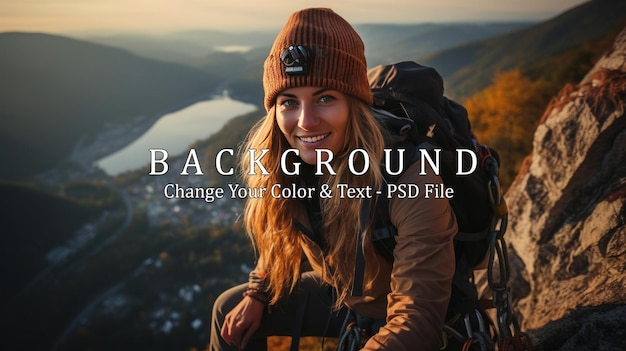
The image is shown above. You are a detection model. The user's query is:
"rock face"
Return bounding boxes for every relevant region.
[505,27,626,349]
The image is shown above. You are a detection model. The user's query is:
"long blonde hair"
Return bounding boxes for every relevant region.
[240,97,385,307]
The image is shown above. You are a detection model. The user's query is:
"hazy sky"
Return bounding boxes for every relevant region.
[1,0,589,34]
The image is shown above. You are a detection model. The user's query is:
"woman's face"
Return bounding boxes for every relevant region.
[276,86,349,165]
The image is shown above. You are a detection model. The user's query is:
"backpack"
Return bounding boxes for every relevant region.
[342,61,533,351]
[367,61,495,268]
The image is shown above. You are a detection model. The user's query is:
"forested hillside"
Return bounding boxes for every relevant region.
[463,25,624,190]
[0,180,120,304]
[193,22,532,108]
[0,33,219,179]
[422,0,626,99]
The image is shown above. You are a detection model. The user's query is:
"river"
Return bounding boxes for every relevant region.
[96,96,256,175]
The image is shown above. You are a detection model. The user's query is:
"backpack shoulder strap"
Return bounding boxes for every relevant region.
[370,139,440,261]
[295,197,327,251]
[352,140,422,296]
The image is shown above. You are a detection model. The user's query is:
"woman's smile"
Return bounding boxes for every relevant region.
[276,86,349,165]
[298,132,330,144]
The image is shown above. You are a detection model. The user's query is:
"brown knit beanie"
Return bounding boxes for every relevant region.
[263,8,372,111]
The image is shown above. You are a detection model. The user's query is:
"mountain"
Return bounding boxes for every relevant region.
[0,32,220,179]
[76,23,531,68]
[204,1,626,104]
[78,29,279,65]
[356,22,533,67]
[421,0,626,99]
[0,180,119,302]
[0,110,261,349]
[505,25,626,349]
[0,180,253,350]
[70,22,531,107]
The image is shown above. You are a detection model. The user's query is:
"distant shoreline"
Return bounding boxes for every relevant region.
[94,93,257,176]
[68,92,222,169]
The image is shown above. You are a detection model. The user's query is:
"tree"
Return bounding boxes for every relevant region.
[464,69,552,190]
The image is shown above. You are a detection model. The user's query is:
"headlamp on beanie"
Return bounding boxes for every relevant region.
[263,8,373,111]
[280,45,311,76]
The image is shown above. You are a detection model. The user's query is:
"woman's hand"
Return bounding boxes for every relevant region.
[221,296,265,350]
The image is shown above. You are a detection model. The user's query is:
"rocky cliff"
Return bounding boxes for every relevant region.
[505,27,626,350]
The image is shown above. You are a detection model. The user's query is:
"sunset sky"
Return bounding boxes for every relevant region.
[1,0,589,34]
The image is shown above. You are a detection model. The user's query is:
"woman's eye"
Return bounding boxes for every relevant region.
[279,99,298,108]
[319,95,335,103]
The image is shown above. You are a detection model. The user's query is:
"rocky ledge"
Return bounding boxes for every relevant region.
[505,26,626,350]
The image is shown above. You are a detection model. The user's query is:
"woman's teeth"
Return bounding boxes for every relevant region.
[299,133,329,143]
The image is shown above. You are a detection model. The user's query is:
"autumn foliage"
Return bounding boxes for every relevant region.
[464,69,553,190]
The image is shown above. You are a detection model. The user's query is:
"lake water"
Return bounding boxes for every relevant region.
[96,97,257,175]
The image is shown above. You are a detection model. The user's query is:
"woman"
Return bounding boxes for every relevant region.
[210,8,456,351]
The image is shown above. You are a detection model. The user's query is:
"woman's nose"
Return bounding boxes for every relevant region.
[297,103,320,130]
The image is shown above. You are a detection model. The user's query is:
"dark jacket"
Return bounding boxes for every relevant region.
[252,162,457,350]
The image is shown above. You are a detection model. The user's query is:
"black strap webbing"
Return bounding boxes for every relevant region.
[289,285,310,351]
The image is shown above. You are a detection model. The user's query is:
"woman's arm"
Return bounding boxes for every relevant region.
[220,256,268,349]
[247,256,267,292]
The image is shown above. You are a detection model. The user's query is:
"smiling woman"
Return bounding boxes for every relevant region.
[209,7,458,351]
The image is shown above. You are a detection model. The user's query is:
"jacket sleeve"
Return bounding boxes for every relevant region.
[247,256,267,291]
[362,164,457,351]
